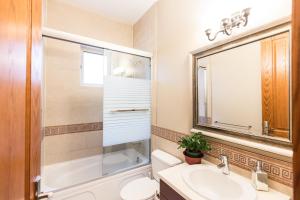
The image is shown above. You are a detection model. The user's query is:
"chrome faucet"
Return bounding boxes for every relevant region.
[217,155,230,175]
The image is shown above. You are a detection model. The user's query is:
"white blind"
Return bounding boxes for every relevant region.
[103,76,151,146]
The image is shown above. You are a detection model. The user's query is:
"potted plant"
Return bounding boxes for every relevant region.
[178,132,211,165]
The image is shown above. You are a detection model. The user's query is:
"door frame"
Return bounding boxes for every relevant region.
[26,0,42,199]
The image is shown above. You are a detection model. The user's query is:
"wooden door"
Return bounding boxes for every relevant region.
[0,0,42,199]
[293,0,300,199]
[261,32,290,138]
[0,0,30,199]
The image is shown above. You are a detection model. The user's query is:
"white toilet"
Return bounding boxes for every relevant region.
[120,149,182,200]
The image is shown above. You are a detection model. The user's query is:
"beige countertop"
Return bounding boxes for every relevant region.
[158,162,291,200]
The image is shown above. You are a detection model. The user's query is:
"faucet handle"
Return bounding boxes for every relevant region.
[254,160,263,172]
[219,154,228,161]
[218,154,230,175]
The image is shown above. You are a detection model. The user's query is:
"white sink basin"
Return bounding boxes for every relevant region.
[182,164,257,200]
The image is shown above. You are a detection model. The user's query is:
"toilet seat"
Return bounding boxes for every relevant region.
[120,177,159,200]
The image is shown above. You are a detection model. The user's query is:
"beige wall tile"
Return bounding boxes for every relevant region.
[44,38,103,126]
[69,148,102,161]
[44,131,103,165]
[85,131,103,149]
[152,135,184,161]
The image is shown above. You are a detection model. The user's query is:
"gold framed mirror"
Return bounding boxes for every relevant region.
[193,18,292,146]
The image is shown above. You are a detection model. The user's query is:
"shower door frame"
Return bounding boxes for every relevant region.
[40,28,153,192]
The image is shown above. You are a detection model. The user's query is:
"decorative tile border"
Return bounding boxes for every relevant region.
[151,125,186,143]
[152,125,293,187]
[44,122,103,136]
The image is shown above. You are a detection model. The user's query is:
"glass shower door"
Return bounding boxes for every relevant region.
[41,36,151,192]
[102,50,151,176]
[41,37,105,191]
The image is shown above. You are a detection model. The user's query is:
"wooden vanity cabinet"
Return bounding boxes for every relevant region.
[160,180,186,200]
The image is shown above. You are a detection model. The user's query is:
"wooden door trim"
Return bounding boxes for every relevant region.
[25,0,33,197]
[293,0,300,199]
[25,0,42,199]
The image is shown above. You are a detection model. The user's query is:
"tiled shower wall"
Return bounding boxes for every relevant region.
[43,123,103,165]
[42,0,136,166]
[43,38,104,165]
[44,122,103,136]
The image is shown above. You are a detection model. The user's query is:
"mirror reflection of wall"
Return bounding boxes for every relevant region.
[197,66,208,119]
[196,31,290,139]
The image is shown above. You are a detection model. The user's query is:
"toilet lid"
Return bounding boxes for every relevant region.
[120,177,158,200]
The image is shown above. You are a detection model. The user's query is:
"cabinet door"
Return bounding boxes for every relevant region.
[160,194,169,200]
[160,180,186,200]
[261,32,289,138]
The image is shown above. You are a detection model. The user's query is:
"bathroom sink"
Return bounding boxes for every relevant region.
[181,164,256,200]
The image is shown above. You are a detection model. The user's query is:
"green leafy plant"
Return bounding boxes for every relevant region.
[178,132,211,157]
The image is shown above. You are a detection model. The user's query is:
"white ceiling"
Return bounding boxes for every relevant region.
[55,0,157,25]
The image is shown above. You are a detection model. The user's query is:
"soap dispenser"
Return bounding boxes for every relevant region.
[252,160,269,191]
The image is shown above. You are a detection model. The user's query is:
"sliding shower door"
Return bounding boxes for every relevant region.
[41,38,106,191]
[102,50,151,176]
[41,37,151,192]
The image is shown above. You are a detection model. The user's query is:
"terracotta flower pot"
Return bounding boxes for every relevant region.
[183,150,204,165]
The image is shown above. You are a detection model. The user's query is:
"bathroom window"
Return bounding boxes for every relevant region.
[81,46,106,86]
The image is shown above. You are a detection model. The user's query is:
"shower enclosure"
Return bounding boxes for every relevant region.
[41,29,152,192]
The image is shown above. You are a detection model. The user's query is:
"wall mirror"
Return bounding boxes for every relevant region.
[193,19,292,146]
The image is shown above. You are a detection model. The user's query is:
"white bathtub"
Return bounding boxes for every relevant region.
[42,149,151,200]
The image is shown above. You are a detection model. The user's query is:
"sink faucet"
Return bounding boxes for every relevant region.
[217,155,230,175]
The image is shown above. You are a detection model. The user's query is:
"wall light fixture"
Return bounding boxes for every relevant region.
[205,8,251,41]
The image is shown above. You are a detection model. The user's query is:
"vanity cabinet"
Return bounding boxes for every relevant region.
[160,180,186,200]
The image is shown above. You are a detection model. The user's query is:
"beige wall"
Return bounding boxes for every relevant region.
[133,0,291,135]
[134,0,292,194]
[45,0,133,47]
[133,6,158,124]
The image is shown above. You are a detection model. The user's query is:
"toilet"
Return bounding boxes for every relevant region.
[120,149,182,200]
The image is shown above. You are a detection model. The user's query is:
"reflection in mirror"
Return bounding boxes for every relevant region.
[198,66,208,120]
[196,31,290,140]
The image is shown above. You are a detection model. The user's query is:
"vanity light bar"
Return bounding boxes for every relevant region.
[205,8,251,41]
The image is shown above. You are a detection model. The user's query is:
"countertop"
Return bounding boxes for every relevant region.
[158,162,291,200]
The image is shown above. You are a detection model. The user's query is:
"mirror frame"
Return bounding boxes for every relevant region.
[192,17,292,147]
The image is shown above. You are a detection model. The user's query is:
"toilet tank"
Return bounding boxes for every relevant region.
[151,149,182,181]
